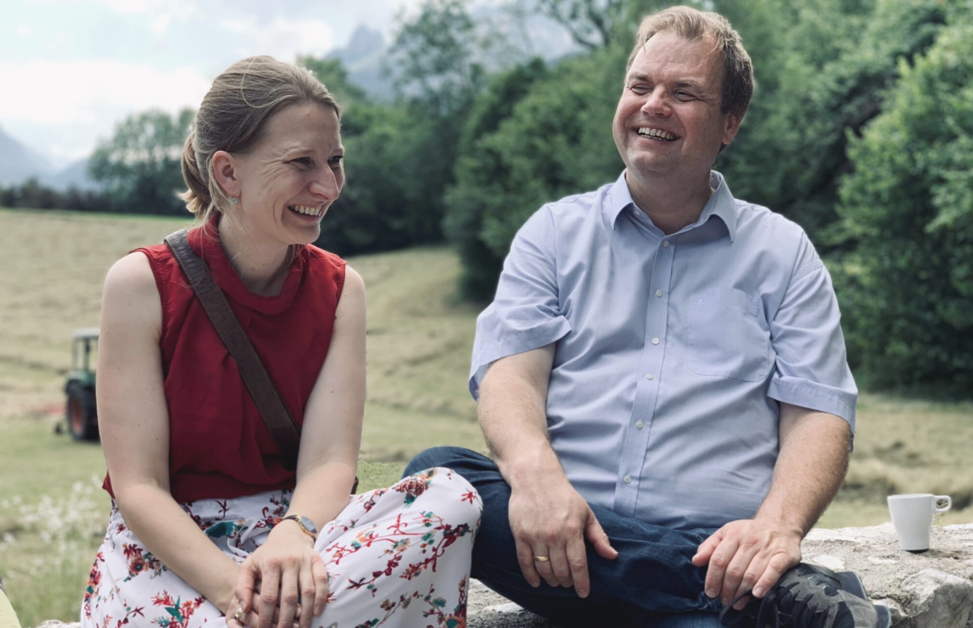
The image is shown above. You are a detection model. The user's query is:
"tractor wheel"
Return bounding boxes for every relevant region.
[66,382,99,441]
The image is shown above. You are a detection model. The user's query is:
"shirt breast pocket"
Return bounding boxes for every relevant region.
[688,288,774,381]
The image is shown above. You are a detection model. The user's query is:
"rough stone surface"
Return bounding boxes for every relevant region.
[33,524,973,627]
[803,523,973,626]
[897,570,973,628]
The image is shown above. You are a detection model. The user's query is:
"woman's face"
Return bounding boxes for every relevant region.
[229,103,344,246]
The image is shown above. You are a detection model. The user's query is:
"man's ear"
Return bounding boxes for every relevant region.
[210,150,240,198]
[722,113,742,147]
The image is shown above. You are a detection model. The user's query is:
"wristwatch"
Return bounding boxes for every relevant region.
[279,514,318,542]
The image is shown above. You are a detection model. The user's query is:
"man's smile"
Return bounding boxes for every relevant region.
[636,126,679,141]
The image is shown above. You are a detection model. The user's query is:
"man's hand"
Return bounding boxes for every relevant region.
[508,478,618,598]
[692,518,802,609]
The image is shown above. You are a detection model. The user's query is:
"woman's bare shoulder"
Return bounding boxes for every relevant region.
[102,252,162,332]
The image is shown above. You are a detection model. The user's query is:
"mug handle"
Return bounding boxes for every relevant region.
[934,495,952,513]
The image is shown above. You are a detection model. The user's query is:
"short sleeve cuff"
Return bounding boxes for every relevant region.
[469,316,572,400]
[767,375,857,432]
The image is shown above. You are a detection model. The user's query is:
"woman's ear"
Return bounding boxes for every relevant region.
[211,150,240,199]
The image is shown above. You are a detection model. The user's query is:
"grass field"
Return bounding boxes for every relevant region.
[0,208,971,625]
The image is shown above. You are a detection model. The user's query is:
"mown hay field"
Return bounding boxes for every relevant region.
[0,208,971,625]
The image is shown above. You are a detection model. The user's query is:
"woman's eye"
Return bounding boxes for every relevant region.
[329,155,344,167]
[293,157,313,167]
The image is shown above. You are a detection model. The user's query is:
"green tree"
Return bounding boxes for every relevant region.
[390,0,485,116]
[89,108,194,215]
[535,0,627,49]
[297,56,367,110]
[717,0,949,244]
[443,58,552,299]
[836,18,973,389]
[444,46,627,299]
[315,102,454,255]
[313,0,489,256]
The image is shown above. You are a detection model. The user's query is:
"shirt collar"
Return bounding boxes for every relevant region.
[605,170,739,243]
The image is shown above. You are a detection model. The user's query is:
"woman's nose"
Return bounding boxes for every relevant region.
[309,168,340,199]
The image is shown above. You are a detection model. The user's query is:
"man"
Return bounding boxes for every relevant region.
[406,6,887,627]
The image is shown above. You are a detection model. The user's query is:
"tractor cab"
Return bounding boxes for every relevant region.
[65,328,99,440]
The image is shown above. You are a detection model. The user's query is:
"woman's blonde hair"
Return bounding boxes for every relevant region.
[180,56,341,225]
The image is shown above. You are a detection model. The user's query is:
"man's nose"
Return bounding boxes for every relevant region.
[641,86,671,116]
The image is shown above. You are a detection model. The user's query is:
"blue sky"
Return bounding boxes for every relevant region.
[0,0,428,166]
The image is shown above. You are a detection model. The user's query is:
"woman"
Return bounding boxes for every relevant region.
[82,56,481,628]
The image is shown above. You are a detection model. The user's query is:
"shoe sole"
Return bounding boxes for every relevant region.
[836,571,891,628]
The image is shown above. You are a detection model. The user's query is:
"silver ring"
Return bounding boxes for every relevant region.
[533,555,550,562]
[233,609,245,624]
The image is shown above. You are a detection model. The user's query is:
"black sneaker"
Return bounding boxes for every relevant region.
[719,564,891,628]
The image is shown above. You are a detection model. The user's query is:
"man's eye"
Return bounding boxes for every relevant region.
[674,91,695,100]
[630,85,650,94]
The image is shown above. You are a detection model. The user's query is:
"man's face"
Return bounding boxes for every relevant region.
[612,32,740,186]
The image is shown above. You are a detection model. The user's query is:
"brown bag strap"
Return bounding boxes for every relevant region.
[164,229,301,467]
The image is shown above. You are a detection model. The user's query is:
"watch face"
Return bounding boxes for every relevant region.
[298,515,318,535]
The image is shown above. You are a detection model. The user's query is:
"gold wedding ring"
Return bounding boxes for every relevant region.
[233,609,245,624]
[533,555,550,562]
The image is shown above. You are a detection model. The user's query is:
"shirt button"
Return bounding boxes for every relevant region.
[645,373,654,380]
[663,241,670,248]
[655,289,663,298]
[652,337,660,345]
[623,475,632,484]
[636,420,645,429]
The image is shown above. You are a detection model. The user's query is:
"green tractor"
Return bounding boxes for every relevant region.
[65,328,99,441]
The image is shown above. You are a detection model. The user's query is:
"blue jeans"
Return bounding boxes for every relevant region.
[404,447,724,628]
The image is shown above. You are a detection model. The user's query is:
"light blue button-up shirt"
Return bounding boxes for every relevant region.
[470,171,857,531]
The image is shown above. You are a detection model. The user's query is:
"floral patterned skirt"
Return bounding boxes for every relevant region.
[82,467,481,628]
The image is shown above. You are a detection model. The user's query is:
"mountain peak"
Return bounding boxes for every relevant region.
[328,25,385,68]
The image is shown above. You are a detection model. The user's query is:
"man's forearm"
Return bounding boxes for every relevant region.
[478,352,564,489]
[755,403,852,536]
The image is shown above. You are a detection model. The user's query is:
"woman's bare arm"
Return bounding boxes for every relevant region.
[98,252,241,613]
[235,265,367,628]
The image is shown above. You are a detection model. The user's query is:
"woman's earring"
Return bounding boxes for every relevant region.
[231,196,238,204]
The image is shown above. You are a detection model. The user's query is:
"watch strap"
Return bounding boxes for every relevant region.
[279,514,317,542]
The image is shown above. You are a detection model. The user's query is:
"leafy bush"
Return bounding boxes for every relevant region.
[718,0,948,245]
[836,18,973,389]
[443,50,625,300]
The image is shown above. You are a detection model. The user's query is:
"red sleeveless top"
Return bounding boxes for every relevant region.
[103,222,346,503]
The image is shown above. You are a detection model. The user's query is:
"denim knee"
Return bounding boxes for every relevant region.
[402,446,476,478]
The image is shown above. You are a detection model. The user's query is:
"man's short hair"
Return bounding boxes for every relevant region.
[627,6,754,121]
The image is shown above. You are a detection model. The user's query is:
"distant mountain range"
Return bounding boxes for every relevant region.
[0,124,99,191]
[328,12,576,100]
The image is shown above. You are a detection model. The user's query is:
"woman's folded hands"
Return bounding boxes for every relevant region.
[228,523,330,628]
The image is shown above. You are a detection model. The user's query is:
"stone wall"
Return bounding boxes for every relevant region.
[33,523,973,628]
[468,523,973,628]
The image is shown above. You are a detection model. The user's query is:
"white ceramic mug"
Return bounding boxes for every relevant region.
[887,493,952,552]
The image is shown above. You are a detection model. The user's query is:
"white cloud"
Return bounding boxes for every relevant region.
[16,24,34,37]
[0,59,211,126]
[89,0,197,32]
[151,14,171,34]
[218,16,335,60]
[92,0,163,13]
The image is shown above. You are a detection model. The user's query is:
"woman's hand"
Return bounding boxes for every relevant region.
[226,594,294,628]
[235,523,329,628]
